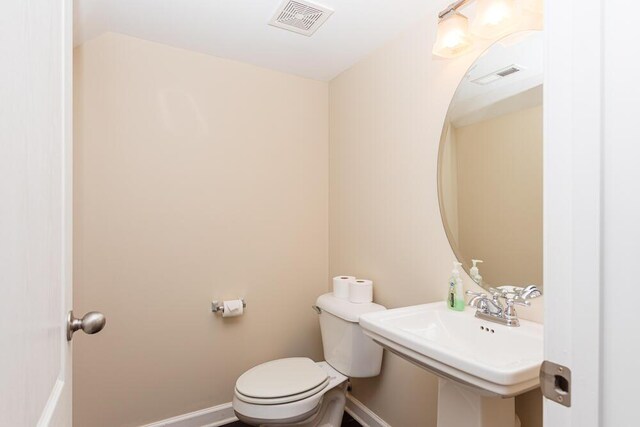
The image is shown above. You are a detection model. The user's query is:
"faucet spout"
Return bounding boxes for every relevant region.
[483,298,503,316]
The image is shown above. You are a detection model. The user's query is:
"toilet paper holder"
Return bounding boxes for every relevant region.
[211,299,246,314]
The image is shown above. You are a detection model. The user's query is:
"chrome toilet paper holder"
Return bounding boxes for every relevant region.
[211,298,246,314]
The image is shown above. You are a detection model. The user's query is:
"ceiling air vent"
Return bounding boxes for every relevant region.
[269,0,334,36]
[471,64,526,85]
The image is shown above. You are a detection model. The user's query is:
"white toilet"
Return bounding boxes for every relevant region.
[232,293,386,426]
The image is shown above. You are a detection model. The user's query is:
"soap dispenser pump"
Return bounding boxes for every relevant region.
[470,259,483,287]
[447,261,465,311]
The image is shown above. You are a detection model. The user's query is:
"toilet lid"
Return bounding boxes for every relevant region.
[236,357,328,400]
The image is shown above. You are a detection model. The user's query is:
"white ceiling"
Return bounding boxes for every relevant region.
[74,0,436,81]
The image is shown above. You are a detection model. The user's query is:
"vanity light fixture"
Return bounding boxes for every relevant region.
[433,0,530,58]
[432,11,474,58]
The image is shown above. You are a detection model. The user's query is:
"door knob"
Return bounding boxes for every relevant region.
[67,310,106,341]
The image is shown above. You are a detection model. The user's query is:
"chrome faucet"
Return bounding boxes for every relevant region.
[466,285,541,327]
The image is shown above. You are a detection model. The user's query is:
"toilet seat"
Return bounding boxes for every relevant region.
[236,358,328,403]
[233,360,348,425]
[235,378,330,405]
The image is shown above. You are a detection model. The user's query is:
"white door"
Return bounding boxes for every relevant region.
[545,0,640,426]
[0,1,75,425]
[544,0,603,424]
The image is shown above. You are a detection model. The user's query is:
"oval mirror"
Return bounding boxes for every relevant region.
[438,31,543,292]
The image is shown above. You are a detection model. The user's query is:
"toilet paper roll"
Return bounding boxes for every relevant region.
[222,299,244,318]
[349,279,373,304]
[333,276,355,299]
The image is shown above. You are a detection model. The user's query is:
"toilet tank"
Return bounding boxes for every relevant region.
[315,293,386,378]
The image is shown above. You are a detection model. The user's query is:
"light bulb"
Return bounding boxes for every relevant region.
[471,0,519,39]
[432,12,474,59]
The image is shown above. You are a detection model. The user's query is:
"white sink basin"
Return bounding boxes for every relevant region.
[359,302,543,397]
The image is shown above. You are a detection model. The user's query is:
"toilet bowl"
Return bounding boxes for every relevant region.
[232,293,386,427]
[233,359,347,426]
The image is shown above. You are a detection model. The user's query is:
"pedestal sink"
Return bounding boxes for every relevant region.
[359,302,543,427]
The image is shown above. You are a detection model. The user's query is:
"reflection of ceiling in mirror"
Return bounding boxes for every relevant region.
[449,31,543,127]
[453,85,542,127]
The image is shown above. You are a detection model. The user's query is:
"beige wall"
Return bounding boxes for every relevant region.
[329,6,543,427]
[454,105,543,287]
[73,33,329,427]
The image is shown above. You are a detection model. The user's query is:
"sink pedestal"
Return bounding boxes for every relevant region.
[437,379,518,427]
[359,302,541,427]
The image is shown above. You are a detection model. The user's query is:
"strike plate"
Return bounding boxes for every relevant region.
[540,360,571,407]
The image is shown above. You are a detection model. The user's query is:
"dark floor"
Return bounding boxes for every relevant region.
[227,411,361,426]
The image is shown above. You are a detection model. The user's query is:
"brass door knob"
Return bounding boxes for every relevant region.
[67,310,106,341]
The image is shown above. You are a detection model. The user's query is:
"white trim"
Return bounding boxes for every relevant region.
[345,393,390,427]
[37,379,65,427]
[57,0,75,425]
[137,395,389,427]
[39,1,74,426]
[139,403,237,427]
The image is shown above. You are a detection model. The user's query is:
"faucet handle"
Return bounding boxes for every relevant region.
[503,296,531,324]
[489,285,541,301]
[488,287,508,298]
[466,290,486,298]
[465,290,487,308]
[506,296,531,307]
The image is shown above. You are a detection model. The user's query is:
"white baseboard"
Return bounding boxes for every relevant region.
[345,393,391,427]
[139,402,237,427]
[139,393,389,427]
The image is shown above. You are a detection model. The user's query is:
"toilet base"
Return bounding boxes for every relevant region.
[262,386,346,427]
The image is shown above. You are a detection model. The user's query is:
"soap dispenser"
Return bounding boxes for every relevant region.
[447,261,465,311]
[470,259,483,287]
